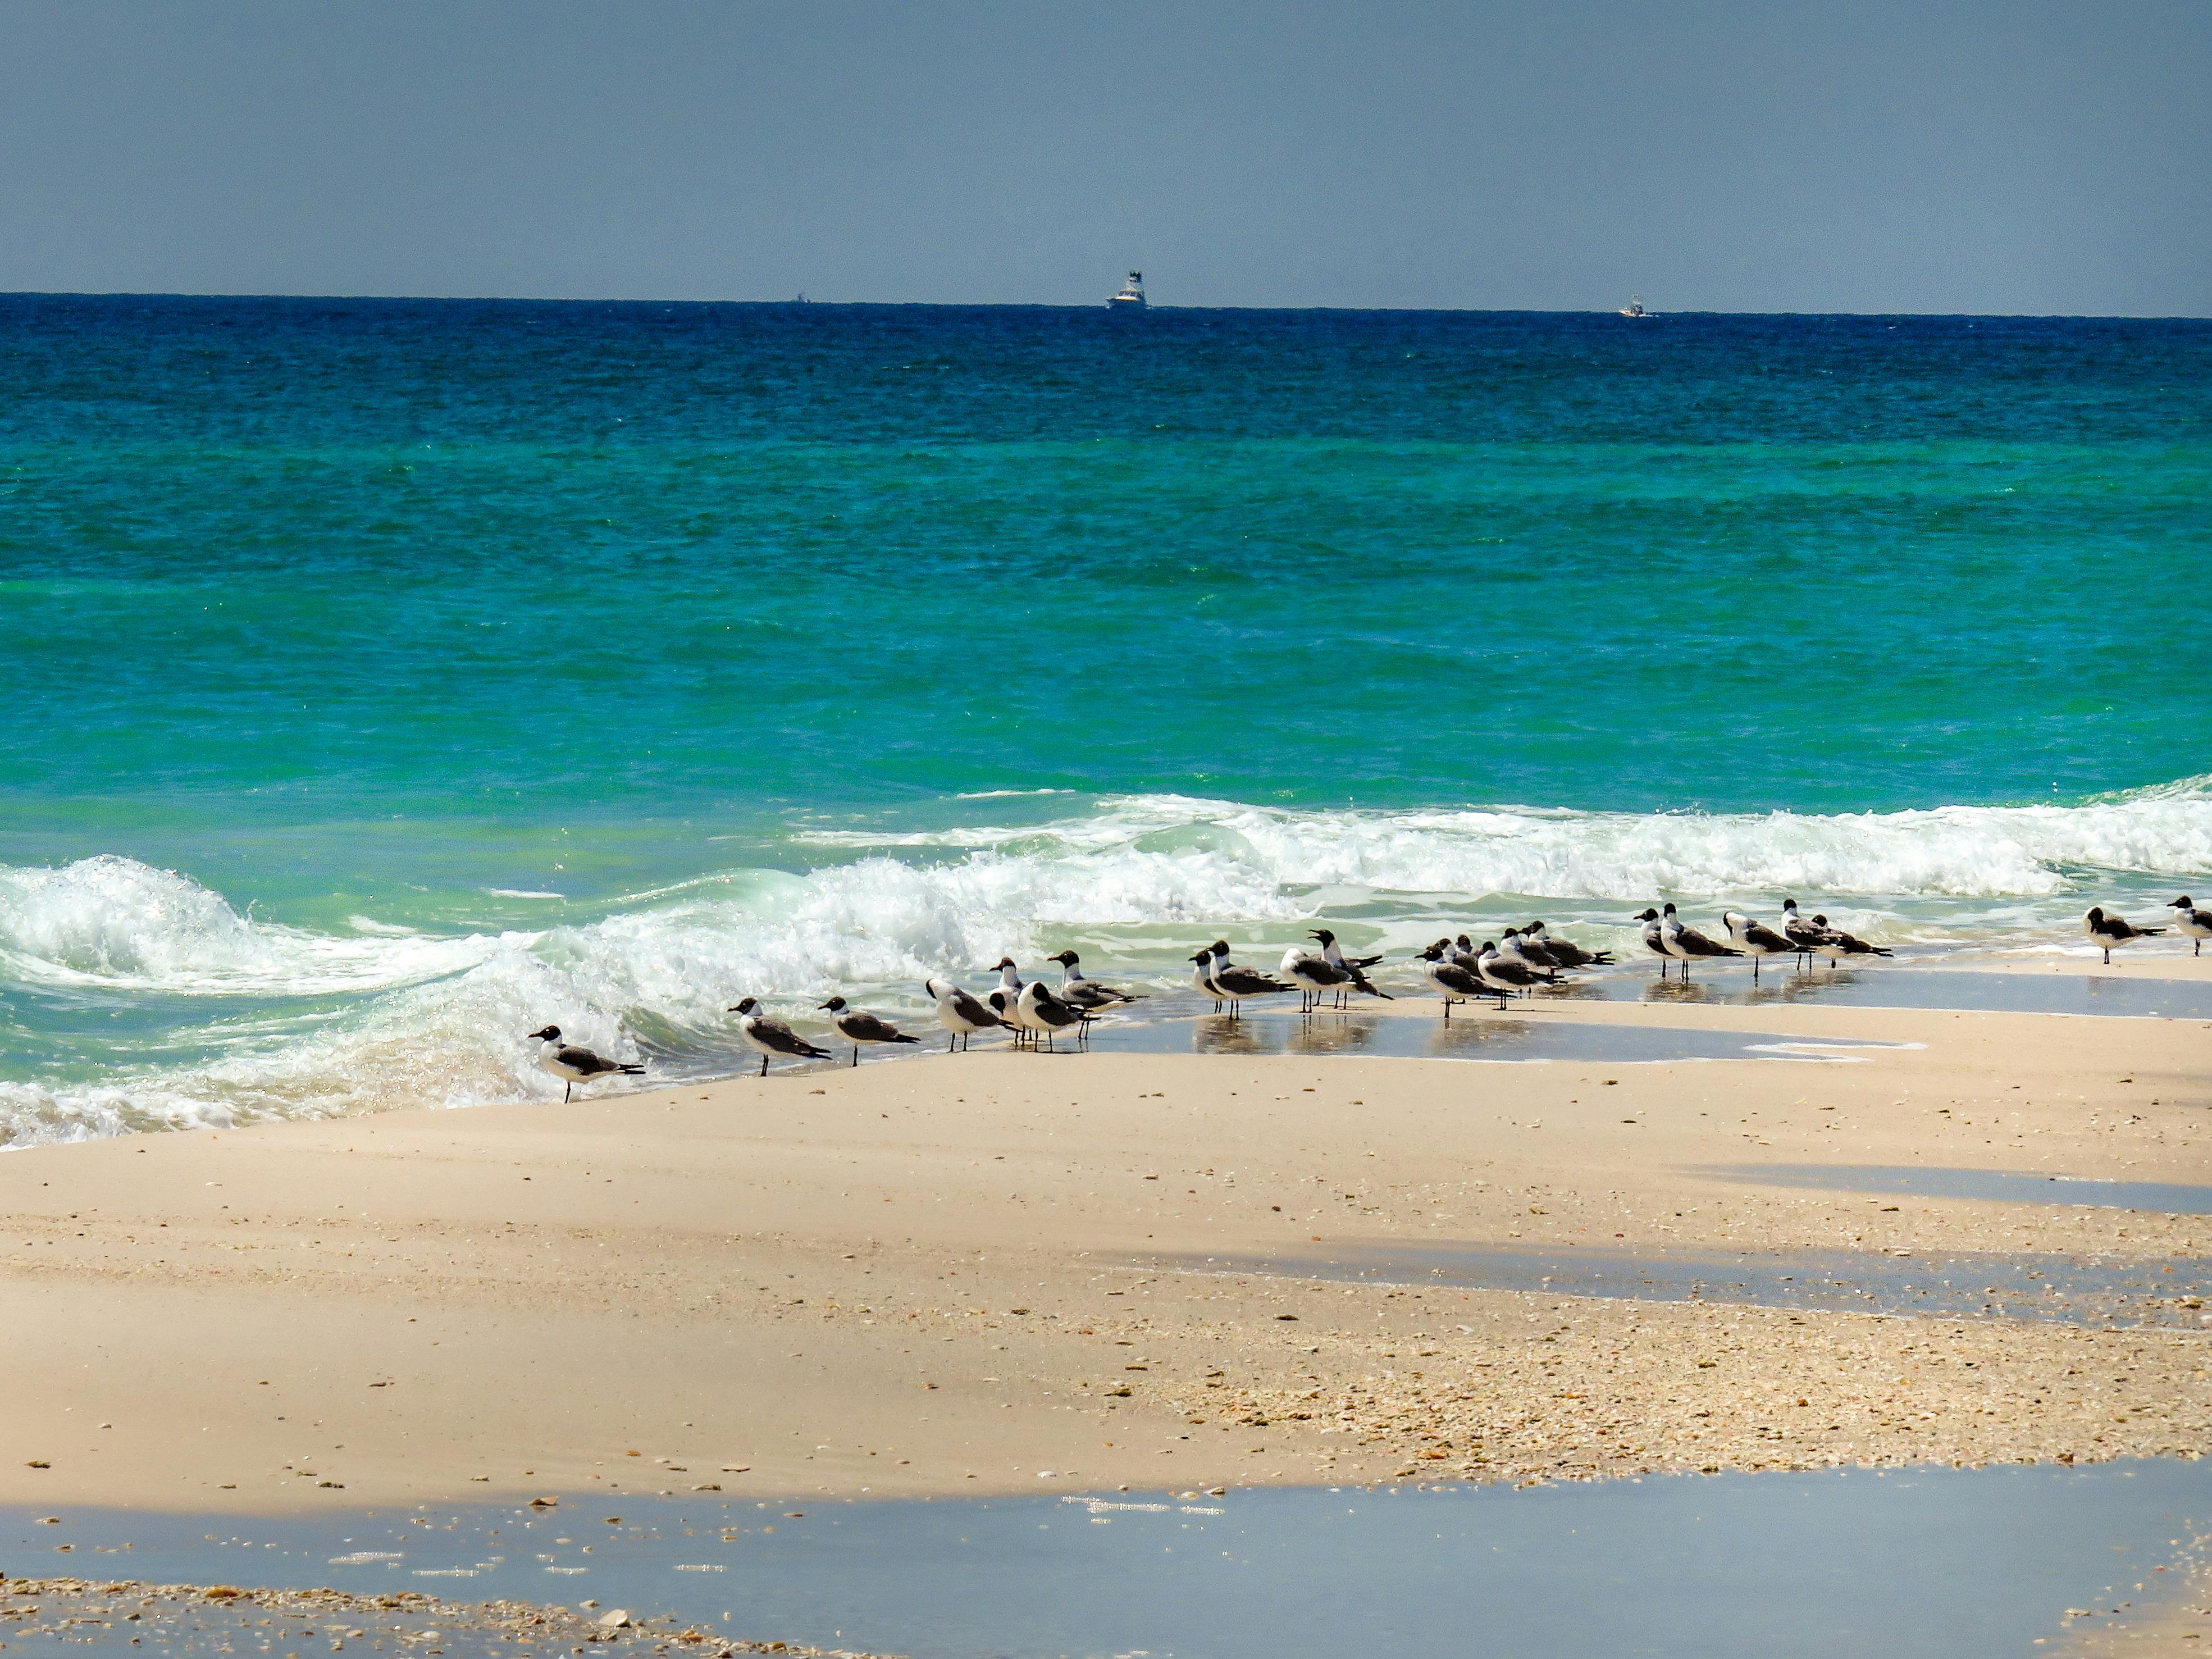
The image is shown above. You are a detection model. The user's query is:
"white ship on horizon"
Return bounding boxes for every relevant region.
[1110,271,1147,310]
[1619,294,1648,317]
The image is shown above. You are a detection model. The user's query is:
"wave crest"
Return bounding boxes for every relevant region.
[4,779,2209,1146]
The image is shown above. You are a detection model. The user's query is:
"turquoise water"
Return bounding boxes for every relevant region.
[3,297,2209,1139]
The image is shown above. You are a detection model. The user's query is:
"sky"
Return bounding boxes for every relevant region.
[1,0,2206,315]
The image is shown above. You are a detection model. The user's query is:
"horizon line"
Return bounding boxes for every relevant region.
[2,289,2208,322]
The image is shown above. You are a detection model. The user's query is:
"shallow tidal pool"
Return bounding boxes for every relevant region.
[5,1459,2207,1657]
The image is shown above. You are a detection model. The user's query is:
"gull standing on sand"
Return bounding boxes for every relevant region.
[1279,942,1346,1014]
[1806,914,1894,969]
[2083,906,2165,966]
[1282,936,1390,1013]
[1016,978,1095,1050]
[1780,900,1827,969]
[1206,941,1293,1016]
[525,1026,645,1102]
[1417,941,1484,1019]
[1047,950,1144,1011]
[2168,897,2212,957]
[1652,904,1743,976]
[926,977,1002,1051]
[989,957,1043,1047]
[1498,928,1566,977]
[1189,948,1226,1013]
[1518,922,1613,970]
[1475,940,1558,1004]
[818,996,922,1066]
[1631,909,1673,976]
[728,997,834,1076]
[1311,928,1388,1008]
[1724,910,1798,981]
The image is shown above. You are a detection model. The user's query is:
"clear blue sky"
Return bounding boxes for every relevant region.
[2,0,2206,313]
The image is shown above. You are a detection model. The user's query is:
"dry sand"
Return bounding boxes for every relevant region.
[2,984,2206,1520]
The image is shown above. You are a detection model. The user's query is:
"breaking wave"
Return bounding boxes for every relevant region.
[4,778,2207,1147]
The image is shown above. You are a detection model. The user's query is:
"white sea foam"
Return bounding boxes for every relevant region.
[0,855,496,994]
[804,781,2212,901]
[4,779,2207,1147]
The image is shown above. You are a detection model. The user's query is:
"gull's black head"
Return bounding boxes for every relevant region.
[991,956,1018,971]
[527,1024,560,1042]
[1455,934,1474,950]
[2171,896,2193,909]
[819,996,847,1011]
[1662,903,1678,916]
[1310,928,1336,945]
[1048,950,1078,965]
[729,997,759,1015]
[1634,908,1660,922]
[1210,940,1230,955]
[1190,950,1212,964]
[2085,907,2106,923]
[1417,943,1443,960]
[1479,941,1498,953]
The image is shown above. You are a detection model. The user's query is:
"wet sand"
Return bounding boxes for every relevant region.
[0,1575,882,1657]
[1,988,2206,1517]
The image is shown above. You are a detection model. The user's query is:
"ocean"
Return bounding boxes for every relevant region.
[3,295,2209,1143]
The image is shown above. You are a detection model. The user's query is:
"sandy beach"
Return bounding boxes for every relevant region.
[3,969,2206,1526]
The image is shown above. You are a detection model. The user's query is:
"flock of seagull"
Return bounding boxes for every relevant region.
[523,895,2212,1089]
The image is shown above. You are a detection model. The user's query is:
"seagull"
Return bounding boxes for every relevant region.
[1416,941,1484,1020]
[1449,935,1490,974]
[1631,909,1675,977]
[1475,941,1558,1005]
[2083,906,2165,966]
[1189,949,1226,1013]
[1310,928,1388,1010]
[1206,941,1292,1016]
[1807,915,1893,969]
[525,1026,644,1102]
[2168,897,2212,957]
[1657,903,1744,975]
[728,998,833,1077]
[818,996,922,1066]
[1723,910,1799,981]
[989,957,1043,1047]
[1312,928,1385,972]
[1280,943,1348,1013]
[1780,900,1827,969]
[1284,935,1391,1012]
[1047,950,1143,1011]
[1519,922,1612,969]
[1499,928,1566,977]
[926,977,1003,1051]
[1017,978,1096,1050]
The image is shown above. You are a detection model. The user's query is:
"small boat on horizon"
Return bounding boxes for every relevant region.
[1619,294,1648,317]
[1110,271,1147,311]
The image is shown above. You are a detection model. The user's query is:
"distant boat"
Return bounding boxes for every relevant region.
[1619,295,1648,318]
[1110,271,1148,311]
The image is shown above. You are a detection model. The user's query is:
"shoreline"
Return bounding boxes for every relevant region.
[2,991,2206,1522]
